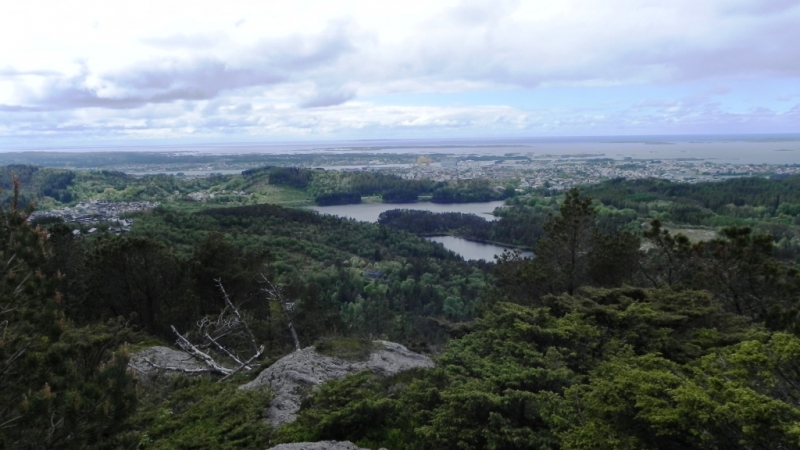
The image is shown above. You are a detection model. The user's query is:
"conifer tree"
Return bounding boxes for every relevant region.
[0,178,137,449]
[536,188,598,295]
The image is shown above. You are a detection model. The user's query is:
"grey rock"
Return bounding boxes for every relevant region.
[128,346,208,379]
[240,340,433,427]
[267,441,373,450]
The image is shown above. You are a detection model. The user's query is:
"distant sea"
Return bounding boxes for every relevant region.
[6,134,800,165]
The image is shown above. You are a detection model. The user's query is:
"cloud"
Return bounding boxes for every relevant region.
[619,12,800,82]
[389,0,800,89]
[0,104,42,112]
[0,67,60,78]
[10,21,359,110]
[722,0,800,15]
[300,88,355,108]
[12,0,797,115]
[1,0,799,140]
[141,33,231,49]
[9,1,800,105]
[447,0,520,26]
[4,95,799,144]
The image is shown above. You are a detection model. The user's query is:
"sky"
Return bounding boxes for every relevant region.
[1,0,799,147]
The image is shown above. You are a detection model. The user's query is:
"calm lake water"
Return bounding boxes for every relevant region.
[307,200,505,223]
[425,235,534,261]
[307,200,523,260]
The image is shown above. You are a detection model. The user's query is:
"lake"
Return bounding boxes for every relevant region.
[425,235,534,261]
[307,200,505,223]
[306,200,531,260]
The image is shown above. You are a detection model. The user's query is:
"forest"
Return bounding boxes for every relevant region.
[3,165,800,449]
[2,165,512,210]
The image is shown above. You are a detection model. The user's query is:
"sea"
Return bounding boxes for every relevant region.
[6,134,800,165]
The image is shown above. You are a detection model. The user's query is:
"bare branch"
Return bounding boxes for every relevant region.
[171,325,233,376]
[163,280,268,381]
[0,415,23,430]
[140,357,216,375]
[204,332,249,369]
[215,278,260,355]
[219,345,265,382]
[260,276,301,352]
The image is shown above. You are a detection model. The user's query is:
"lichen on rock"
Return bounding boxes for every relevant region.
[239,340,434,427]
[128,346,210,379]
[267,441,379,450]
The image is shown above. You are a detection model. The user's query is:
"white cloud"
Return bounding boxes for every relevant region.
[0,0,798,141]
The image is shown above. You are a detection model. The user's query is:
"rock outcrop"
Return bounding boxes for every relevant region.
[267,441,378,450]
[128,346,209,379]
[239,340,434,427]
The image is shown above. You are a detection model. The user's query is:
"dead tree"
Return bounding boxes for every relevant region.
[261,276,301,352]
[156,279,265,381]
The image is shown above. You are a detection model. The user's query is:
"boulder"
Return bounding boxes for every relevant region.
[239,340,434,427]
[267,441,378,450]
[128,346,209,379]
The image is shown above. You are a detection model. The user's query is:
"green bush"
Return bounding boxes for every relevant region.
[132,378,272,450]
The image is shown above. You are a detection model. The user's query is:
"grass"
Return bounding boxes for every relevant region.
[250,185,313,205]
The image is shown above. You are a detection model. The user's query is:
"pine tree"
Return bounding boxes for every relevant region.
[0,177,138,449]
[536,188,598,295]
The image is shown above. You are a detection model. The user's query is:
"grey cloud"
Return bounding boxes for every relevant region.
[722,0,800,15]
[0,67,60,77]
[37,84,148,109]
[5,0,800,139]
[300,88,355,108]
[0,104,43,112]
[374,0,800,91]
[249,21,358,72]
[20,21,358,110]
[705,86,732,96]
[107,58,284,98]
[635,14,800,82]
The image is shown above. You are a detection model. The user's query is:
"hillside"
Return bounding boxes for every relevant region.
[3,166,800,449]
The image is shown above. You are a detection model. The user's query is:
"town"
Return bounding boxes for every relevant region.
[28,199,160,234]
[391,156,800,190]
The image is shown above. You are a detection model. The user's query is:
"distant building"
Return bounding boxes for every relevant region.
[440,159,458,168]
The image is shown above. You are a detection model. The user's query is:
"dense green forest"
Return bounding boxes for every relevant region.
[381,174,800,259]
[2,165,513,209]
[261,166,511,204]
[378,209,541,248]
[273,189,800,449]
[4,164,800,449]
